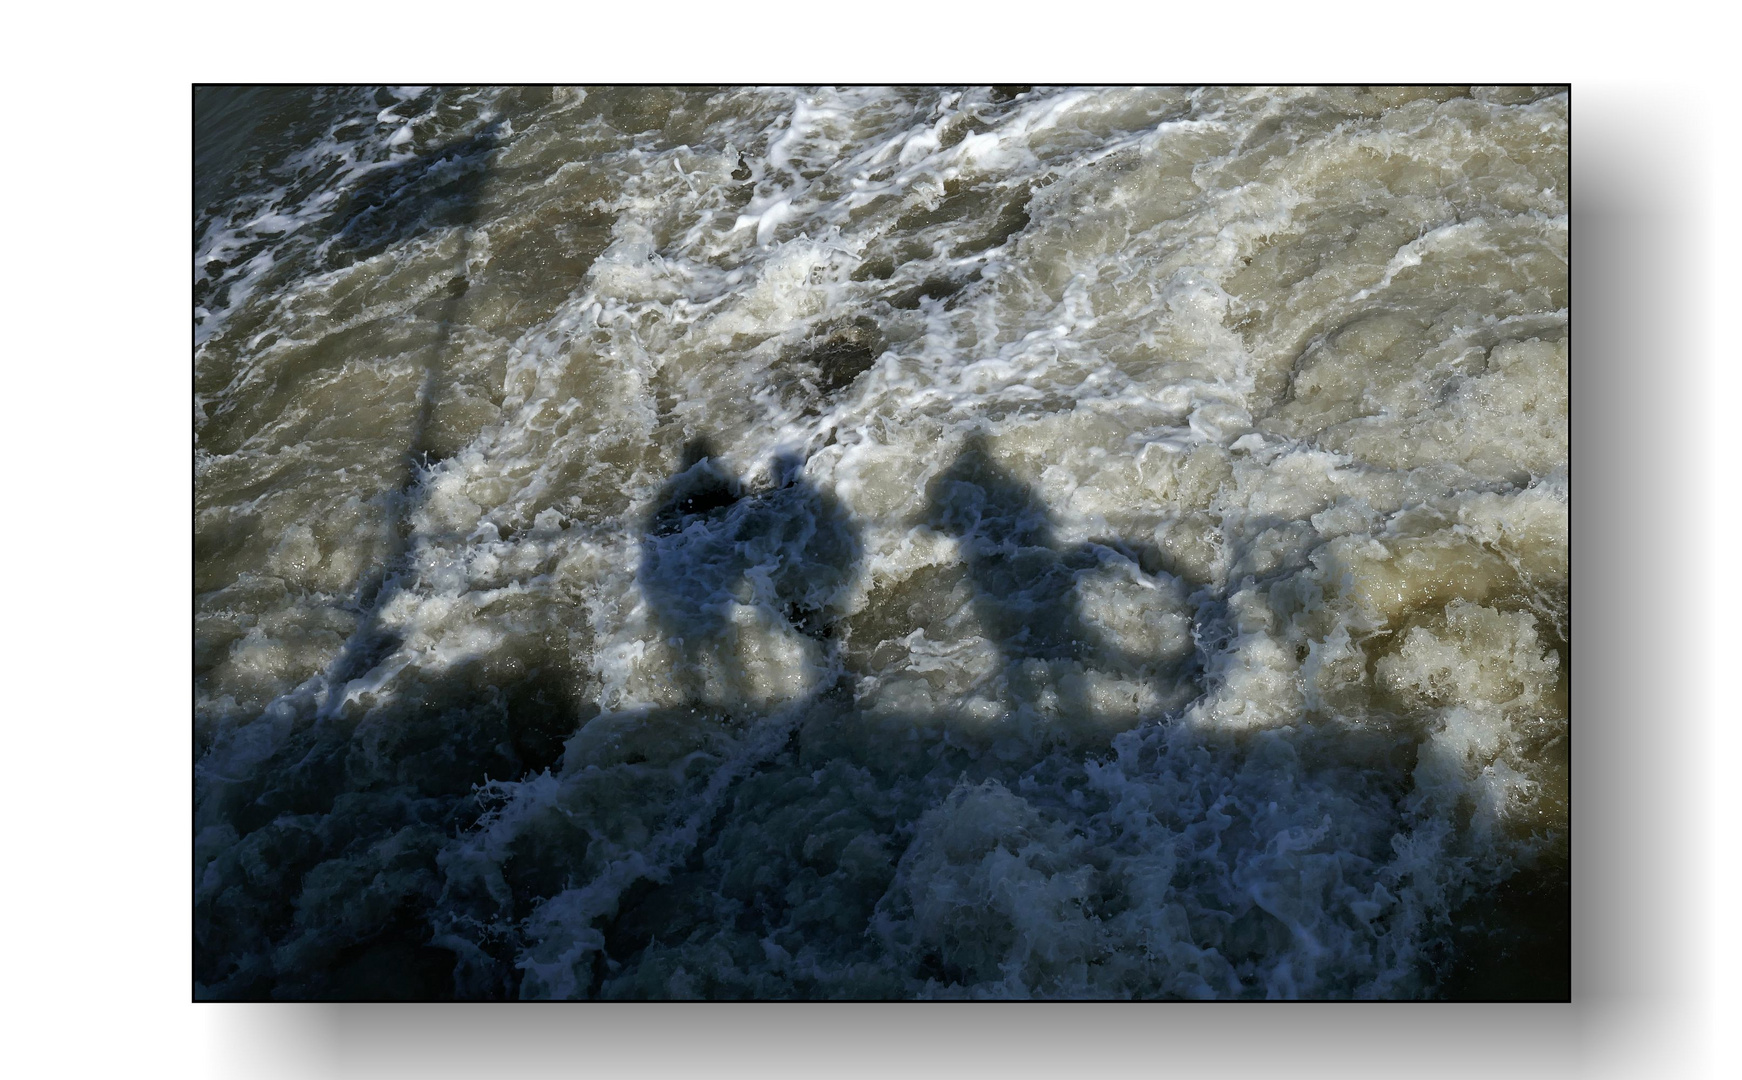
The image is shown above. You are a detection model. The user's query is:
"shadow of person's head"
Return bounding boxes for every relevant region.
[645,437,742,538]
[637,436,864,708]
[924,431,1053,550]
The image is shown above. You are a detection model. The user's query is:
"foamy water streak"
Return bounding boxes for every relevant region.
[194,86,1568,1000]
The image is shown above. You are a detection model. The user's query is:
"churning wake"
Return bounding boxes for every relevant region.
[194,85,1568,999]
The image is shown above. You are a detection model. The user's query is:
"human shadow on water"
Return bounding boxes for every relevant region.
[924,432,1161,724]
[588,424,1195,1000]
[548,438,865,996]
[637,437,862,709]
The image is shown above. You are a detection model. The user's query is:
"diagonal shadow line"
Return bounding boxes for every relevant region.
[319,119,502,705]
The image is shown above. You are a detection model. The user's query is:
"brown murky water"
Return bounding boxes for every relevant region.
[195,85,1567,999]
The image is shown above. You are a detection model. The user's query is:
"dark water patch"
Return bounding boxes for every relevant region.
[194,652,596,1000]
[329,123,500,268]
[481,208,616,326]
[888,270,979,310]
[321,926,460,1001]
[595,756,918,1000]
[784,316,886,398]
[841,564,972,679]
[1439,852,1570,1000]
[851,254,899,282]
[895,180,1033,259]
[601,871,716,968]
[195,85,348,220]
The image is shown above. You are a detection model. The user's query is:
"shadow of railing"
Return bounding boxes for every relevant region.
[200,413,1560,1001]
[539,428,1214,999]
[196,117,578,1002]
[321,121,501,696]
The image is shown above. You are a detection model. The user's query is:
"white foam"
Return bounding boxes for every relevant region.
[195,86,1569,1001]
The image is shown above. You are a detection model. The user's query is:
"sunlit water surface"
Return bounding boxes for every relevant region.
[194,85,1568,1000]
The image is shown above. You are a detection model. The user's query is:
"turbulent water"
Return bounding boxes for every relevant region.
[193,86,1569,1000]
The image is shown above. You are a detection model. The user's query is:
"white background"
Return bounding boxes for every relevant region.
[2,3,1733,1076]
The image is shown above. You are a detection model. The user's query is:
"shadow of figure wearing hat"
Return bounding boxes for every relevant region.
[638,438,861,712]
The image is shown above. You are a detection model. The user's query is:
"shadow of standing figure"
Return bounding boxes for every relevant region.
[639,438,861,711]
[925,432,1147,722]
